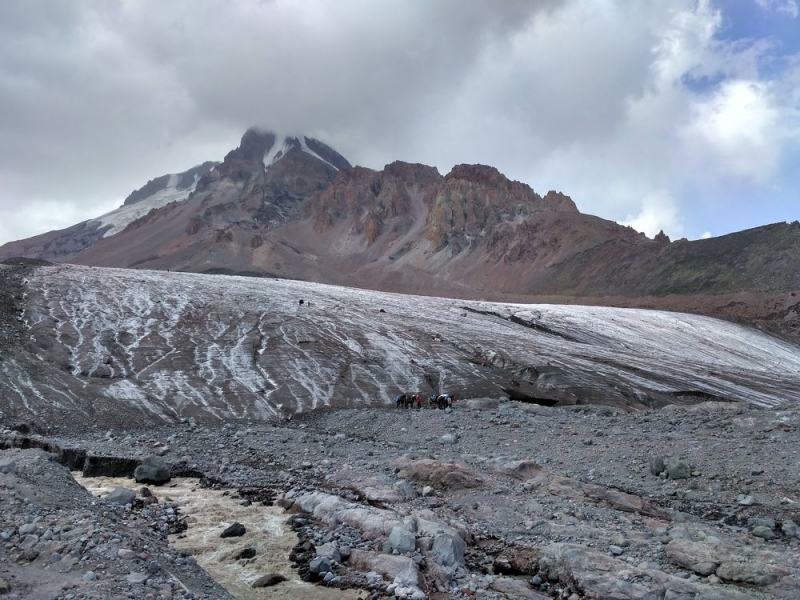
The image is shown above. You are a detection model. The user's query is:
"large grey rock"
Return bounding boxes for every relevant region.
[294,491,403,539]
[667,459,691,480]
[748,516,775,530]
[394,457,482,490]
[19,534,39,550]
[649,456,665,476]
[309,556,331,575]
[431,532,466,567]
[134,455,170,485]
[663,577,762,600]
[490,576,550,599]
[665,539,721,576]
[0,458,16,474]
[605,489,646,514]
[750,525,775,540]
[389,526,416,554]
[105,486,137,505]
[220,522,246,538]
[349,549,419,586]
[18,523,37,535]
[394,479,416,499]
[315,542,341,562]
[716,561,787,585]
[782,519,798,537]
[537,543,745,600]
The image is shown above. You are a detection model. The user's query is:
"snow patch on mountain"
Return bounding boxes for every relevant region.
[299,135,340,171]
[262,136,294,171]
[92,174,201,237]
[261,134,340,172]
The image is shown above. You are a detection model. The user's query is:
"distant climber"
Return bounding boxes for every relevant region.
[434,393,456,409]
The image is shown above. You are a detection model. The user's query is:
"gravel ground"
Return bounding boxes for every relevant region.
[3,398,800,598]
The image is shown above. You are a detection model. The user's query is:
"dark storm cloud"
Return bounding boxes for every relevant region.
[0,0,555,243]
[0,0,798,245]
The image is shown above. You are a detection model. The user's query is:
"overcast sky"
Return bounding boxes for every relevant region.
[1,0,799,246]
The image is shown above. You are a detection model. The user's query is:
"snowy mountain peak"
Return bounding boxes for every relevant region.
[93,161,218,238]
[241,128,351,173]
[261,134,347,172]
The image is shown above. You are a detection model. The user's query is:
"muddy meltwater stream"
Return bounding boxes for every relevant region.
[73,475,354,600]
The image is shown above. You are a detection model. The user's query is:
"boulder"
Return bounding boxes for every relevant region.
[605,489,645,513]
[220,522,246,538]
[485,458,544,480]
[665,539,721,576]
[352,477,406,503]
[0,458,16,474]
[394,479,416,499]
[349,549,419,586]
[251,574,286,588]
[389,526,416,554]
[236,547,256,560]
[667,459,691,480]
[315,542,341,562]
[19,535,38,551]
[782,519,798,537]
[431,531,466,567]
[294,491,403,539]
[751,525,775,540]
[105,486,137,505]
[309,556,331,575]
[134,455,171,485]
[663,577,763,600]
[538,544,653,599]
[648,456,665,476]
[748,517,775,530]
[18,523,37,535]
[493,547,539,575]
[394,457,482,490]
[490,577,550,600]
[716,561,788,585]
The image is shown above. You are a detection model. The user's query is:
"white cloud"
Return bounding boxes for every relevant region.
[621,190,683,239]
[700,231,712,239]
[756,0,799,18]
[682,80,783,182]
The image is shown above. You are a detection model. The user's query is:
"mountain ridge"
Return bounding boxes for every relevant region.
[1,127,798,336]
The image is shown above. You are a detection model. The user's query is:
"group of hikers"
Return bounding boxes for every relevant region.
[395,392,456,410]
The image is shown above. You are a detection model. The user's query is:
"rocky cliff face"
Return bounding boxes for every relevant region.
[426,164,577,253]
[305,162,442,245]
[1,128,799,316]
